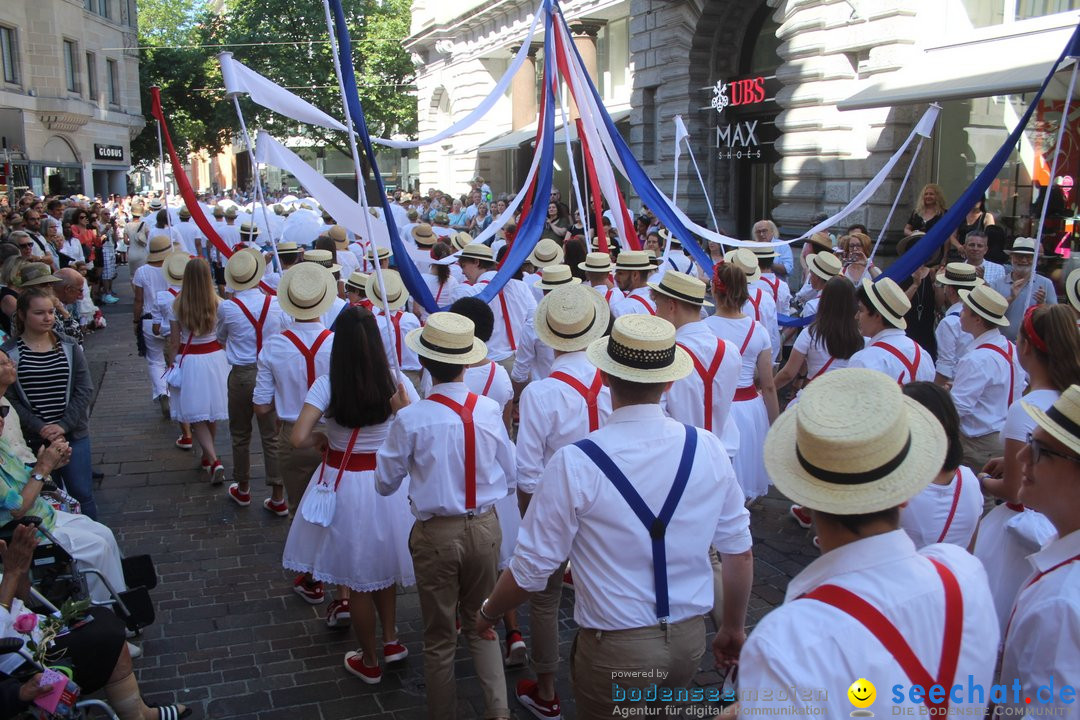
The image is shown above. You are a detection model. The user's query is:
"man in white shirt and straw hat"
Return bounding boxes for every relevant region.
[510,265,576,393]
[933,263,983,385]
[738,368,998,719]
[476,314,753,718]
[578,251,624,307]
[376,312,515,720]
[610,250,658,318]
[848,277,936,384]
[998,385,1080,720]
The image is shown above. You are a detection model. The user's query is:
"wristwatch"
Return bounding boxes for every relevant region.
[30,473,46,484]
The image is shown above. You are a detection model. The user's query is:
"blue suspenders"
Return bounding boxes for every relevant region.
[667,257,678,270]
[574,425,697,623]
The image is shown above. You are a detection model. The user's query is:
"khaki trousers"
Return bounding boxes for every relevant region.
[277,420,322,516]
[409,510,508,719]
[528,560,569,676]
[228,364,281,486]
[570,616,705,719]
[961,431,1003,472]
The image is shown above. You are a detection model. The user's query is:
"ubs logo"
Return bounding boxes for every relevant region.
[710,76,766,114]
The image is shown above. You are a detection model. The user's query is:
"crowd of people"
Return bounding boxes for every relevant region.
[2,180,1080,720]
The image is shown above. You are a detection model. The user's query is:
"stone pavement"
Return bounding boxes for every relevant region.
[81,266,818,719]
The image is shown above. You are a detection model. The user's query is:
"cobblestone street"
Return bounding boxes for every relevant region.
[83,268,818,719]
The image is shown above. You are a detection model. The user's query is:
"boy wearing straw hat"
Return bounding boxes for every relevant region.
[133,235,175,420]
[750,243,791,315]
[262,241,301,291]
[327,225,360,277]
[512,282,611,718]
[578,251,624,306]
[509,265,577,393]
[796,251,842,318]
[522,238,564,303]
[950,283,1027,469]
[997,385,1080,719]
[218,249,286,513]
[376,312,515,720]
[366,270,423,392]
[849,277,936,384]
[737,368,998,719]
[152,252,193,444]
[477,314,753,719]
[933,263,984,385]
[610,250,658,318]
[175,205,203,258]
[298,249,348,330]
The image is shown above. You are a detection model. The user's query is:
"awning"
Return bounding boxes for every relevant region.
[552,108,631,142]
[476,108,632,153]
[839,18,1079,111]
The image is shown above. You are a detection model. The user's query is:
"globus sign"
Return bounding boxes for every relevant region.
[710,76,767,113]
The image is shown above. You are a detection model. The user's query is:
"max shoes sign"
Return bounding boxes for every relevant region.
[716,121,762,160]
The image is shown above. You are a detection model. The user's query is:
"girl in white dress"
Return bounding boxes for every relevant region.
[418,243,460,323]
[704,262,778,500]
[283,305,418,682]
[167,258,230,483]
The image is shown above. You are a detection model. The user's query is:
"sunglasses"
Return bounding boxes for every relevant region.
[17,243,32,250]
[1027,433,1080,465]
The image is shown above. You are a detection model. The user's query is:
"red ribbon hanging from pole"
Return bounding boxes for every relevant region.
[576,118,608,254]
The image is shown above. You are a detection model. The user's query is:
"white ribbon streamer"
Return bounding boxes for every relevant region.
[219,52,349,133]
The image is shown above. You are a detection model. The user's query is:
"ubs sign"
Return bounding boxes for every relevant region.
[94,144,124,162]
[707,74,778,162]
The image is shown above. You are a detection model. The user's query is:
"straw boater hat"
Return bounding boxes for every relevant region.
[224,206,239,219]
[240,222,260,241]
[808,231,833,251]
[162,252,191,286]
[535,283,610,352]
[1024,384,1080,457]
[212,205,225,219]
[579,251,614,274]
[304,249,341,275]
[1066,267,1080,314]
[178,206,191,220]
[896,231,943,267]
[936,262,984,288]
[806,252,842,282]
[534,265,581,291]
[723,248,762,283]
[644,249,661,267]
[860,277,910,329]
[458,243,494,263]
[412,223,437,248]
[365,269,409,312]
[658,229,682,248]
[147,235,173,262]
[405,311,488,365]
[328,225,349,249]
[614,250,653,273]
[1006,237,1038,255]
[345,271,370,293]
[148,198,163,211]
[648,270,714,308]
[586,314,692,384]
[277,263,337,321]
[763,368,946,515]
[750,242,778,260]
[528,239,564,268]
[367,245,392,264]
[225,248,267,292]
[958,283,1010,327]
[450,232,473,252]
[277,241,301,257]
[19,263,60,287]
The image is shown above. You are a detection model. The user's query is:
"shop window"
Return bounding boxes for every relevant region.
[107,58,119,106]
[86,52,97,100]
[63,40,79,93]
[0,26,16,85]
[642,86,657,164]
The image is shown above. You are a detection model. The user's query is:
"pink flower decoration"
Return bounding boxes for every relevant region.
[13,613,37,634]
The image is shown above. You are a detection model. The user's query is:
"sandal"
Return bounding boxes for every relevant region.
[146,703,190,720]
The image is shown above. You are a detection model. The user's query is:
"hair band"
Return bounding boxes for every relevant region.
[1022,305,1049,354]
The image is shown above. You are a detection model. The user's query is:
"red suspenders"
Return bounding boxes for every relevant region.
[937,469,963,544]
[747,289,763,321]
[976,341,1016,406]
[549,369,604,432]
[480,361,497,396]
[282,329,332,388]
[427,393,480,509]
[231,294,273,354]
[675,339,726,431]
[478,280,517,349]
[629,294,655,315]
[873,341,921,384]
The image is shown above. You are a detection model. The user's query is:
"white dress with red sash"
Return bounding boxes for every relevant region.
[169,328,230,424]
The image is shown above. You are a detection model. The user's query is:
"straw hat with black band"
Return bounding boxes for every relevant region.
[751,243,778,260]
[1024,383,1080,457]
[658,229,682,248]
[212,205,225,219]
[1066,267,1080,315]
[240,222,260,242]
[1006,237,1038,255]
[579,252,614,275]
[614,250,653,273]
[345,271,370,293]
[648,270,713,308]
[534,265,581,291]
[405,312,488,365]
[147,235,173,262]
[277,263,338,321]
[162,252,191,287]
[367,245,392,265]
[149,198,163,212]
[225,206,239,219]
[365,269,409,312]
[860,277,910,330]
[896,231,944,268]
[450,232,474,252]
[276,241,301,258]
[806,252,842,282]
[807,232,833,252]
[586,314,692,384]
[958,283,1010,327]
[304,248,342,275]
[412,224,437,248]
[225,248,267,292]
[458,243,494,264]
[764,367,946,515]
[529,238,564,268]
[723,248,762,284]
[936,262,984,288]
[178,206,191,220]
[535,283,610,352]
[328,225,349,249]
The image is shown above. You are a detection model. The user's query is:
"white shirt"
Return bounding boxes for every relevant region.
[663,321,740,458]
[508,404,751,630]
[510,314,555,384]
[610,286,656,318]
[421,361,513,411]
[900,466,984,549]
[337,249,360,278]
[792,326,860,380]
[60,237,84,262]
[216,289,284,366]
[950,329,1026,437]
[742,287,781,361]
[174,220,203,256]
[372,307,422,372]
[966,258,1005,286]
[516,352,613,495]
[320,296,349,330]
[133,263,167,316]
[934,302,973,380]
[591,283,624,307]
[739,531,998,719]
[375,381,516,520]
[449,272,537,362]
[703,315,771,388]
[753,273,791,315]
[218,222,241,253]
[253,321,333,421]
[1002,388,1058,445]
[848,328,936,384]
[151,285,180,337]
[661,252,693,275]
[999,529,1080,720]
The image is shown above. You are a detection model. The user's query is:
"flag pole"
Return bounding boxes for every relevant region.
[230,95,283,275]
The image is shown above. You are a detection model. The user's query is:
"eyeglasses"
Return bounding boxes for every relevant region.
[1027,433,1080,465]
[17,243,32,250]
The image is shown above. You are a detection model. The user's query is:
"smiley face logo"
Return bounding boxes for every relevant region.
[848,678,876,715]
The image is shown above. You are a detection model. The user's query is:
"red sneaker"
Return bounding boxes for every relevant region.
[227,483,251,507]
[516,679,562,720]
[344,651,382,684]
[175,435,193,450]
[562,568,574,590]
[210,460,225,486]
[263,498,289,517]
[326,599,350,628]
[504,629,526,667]
[383,640,408,663]
[790,505,813,529]
[292,574,324,605]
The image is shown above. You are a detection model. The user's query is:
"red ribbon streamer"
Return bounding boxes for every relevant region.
[576,118,608,254]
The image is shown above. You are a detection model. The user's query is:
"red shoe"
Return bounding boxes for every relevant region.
[292,574,325,605]
[516,679,562,720]
[210,460,225,486]
[790,505,813,528]
[175,435,193,450]
[562,568,574,590]
[504,629,526,667]
[263,498,289,517]
[344,651,382,684]
[227,483,251,507]
[383,640,408,663]
[326,599,350,628]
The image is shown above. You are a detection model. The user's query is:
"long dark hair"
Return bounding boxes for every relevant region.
[325,306,397,428]
[902,382,963,473]
[810,277,863,360]
[430,242,452,285]
[563,236,588,280]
